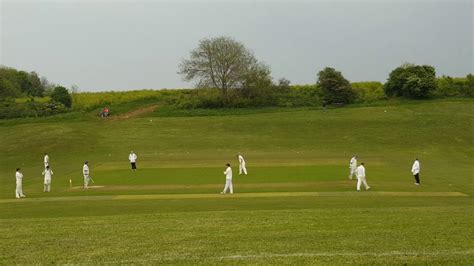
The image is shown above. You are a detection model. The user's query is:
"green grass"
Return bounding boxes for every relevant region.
[0,99,472,264]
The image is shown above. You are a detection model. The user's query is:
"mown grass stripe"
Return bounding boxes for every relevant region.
[0,191,468,204]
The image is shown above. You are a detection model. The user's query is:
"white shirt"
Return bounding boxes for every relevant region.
[356,165,365,179]
[349,157,357,169]
[83,164,89,175]
[42,169,53,180]
[129,153,137,163]
[238,155,245,165]
[44,155,49,164]
[224,167,233,180]
[411,160,420,175]
[15,171,23,184]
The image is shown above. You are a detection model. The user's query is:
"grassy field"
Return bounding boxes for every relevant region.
[0,99,472,264]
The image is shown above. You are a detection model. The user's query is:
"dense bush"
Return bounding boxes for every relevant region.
[435,75,473,97]
[71,89,185,110]
[352,82,386,103]
[384,64,436,98]
[0,100,67,119]
[317,67,355,104]
[0,66,50,99]
[51,86,72,108]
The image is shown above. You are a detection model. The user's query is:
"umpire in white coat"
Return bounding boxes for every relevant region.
[15,168,26,198]
[412,158,421,185]
[221,163,233,194]
[129,151,138,171]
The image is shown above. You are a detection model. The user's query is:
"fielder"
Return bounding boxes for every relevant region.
[42,165,53,192]
[238,154,247,175]
[15,168,26,198]
[221,163,233,194]
[348,155,357,180]
[83,161,90,188]
[412,158,421,185]
[356,163,370,191]
[44,153,49,168]
[129,151,138,171]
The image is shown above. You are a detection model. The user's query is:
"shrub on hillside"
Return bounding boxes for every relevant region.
[0,66,49,98]
[51,86,72,108]
[351,82,386,103]
[317,67,356,104]
[462,74,474,97]
[384,63,436,99]
[0,100,67,119]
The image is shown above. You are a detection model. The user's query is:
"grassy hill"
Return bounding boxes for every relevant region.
[0,99,472,264]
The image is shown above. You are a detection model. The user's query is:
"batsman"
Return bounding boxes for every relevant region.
[83,161,90,188]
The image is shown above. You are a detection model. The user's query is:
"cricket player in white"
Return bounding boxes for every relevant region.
[83,161,90,188]
[238,154,247,175]
[15,168,26,198]
[412,158,421,185]
[348,155,357,180]
[129,151,138,171]
[221,163,233,194]
[44,153,49,168]
[42,166,53,192]
[356,163,370,191]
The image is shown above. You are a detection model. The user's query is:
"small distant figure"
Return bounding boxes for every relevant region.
[83,161,90,188]
[100,107,110,118]
[356,163,370,191]
[237,154,247,175]
[348,155,357,180]
[129,151,138,171]
[221,163,233,194]
[44,153,49,168]
[15,168,26,199]
[322,100,327,112]
[411,158,421,185]
[42,165,54,192]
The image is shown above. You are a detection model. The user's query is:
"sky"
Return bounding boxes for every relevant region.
[0,0,472,92]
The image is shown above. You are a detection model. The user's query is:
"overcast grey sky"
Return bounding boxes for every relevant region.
[1,0,472,91]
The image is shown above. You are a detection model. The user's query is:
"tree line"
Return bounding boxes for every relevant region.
[0,66,73,118]
[179,36,473,107]
[1,36,473,118]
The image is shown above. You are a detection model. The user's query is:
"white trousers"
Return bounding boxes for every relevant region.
[357,176,369,191]
[349,168,356,179]
[223,179,233,194]
[44,179,51,192]
[84,175,90,188]
[239,164,247,175]
[15,183,25,198]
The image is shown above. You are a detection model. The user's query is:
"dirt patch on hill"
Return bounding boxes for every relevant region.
[110,105,159,121]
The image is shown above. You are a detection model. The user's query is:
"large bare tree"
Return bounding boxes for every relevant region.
[178,36,268,103]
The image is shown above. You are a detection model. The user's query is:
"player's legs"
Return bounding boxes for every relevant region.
[84,175,89,188]
[362,177,370,190]
[414,174,420,185]
[15,183,21,198]
[222,180,230,193]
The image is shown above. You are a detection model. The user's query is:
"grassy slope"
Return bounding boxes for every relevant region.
[0,99,473,264]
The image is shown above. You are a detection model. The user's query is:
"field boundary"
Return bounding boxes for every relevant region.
[0,191,468,204]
